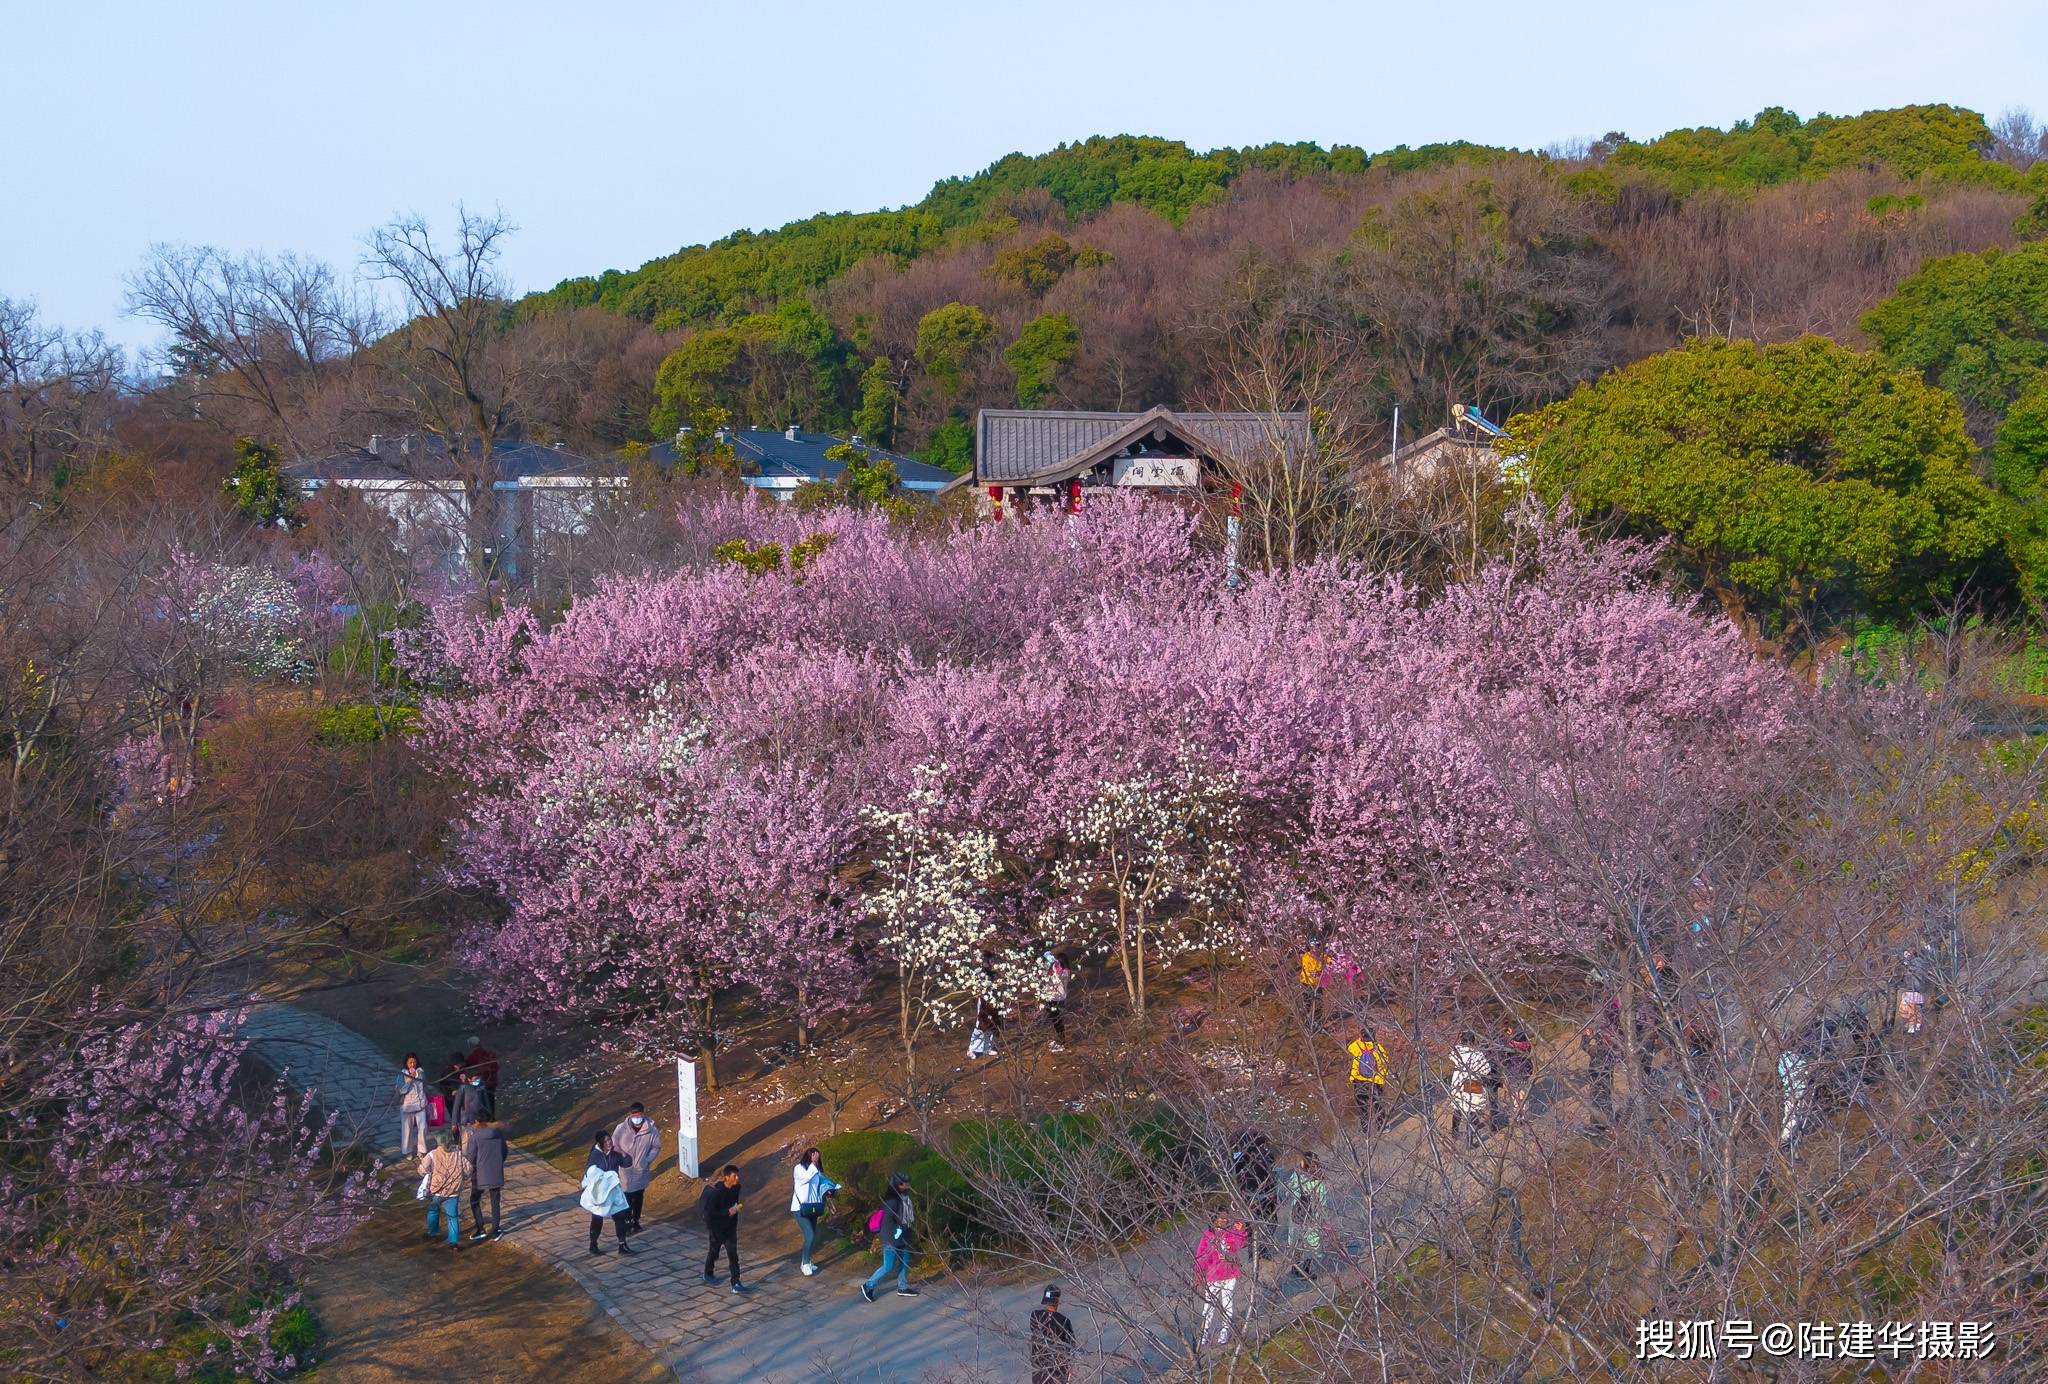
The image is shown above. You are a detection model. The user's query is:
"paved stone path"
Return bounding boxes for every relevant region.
[237,1003,1046,1383]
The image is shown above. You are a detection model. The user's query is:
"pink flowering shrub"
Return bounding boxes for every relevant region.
[1,1011,381,1378]
[416,497,1793,1050]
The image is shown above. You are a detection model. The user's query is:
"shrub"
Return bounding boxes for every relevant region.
[314,703,417,745]
[816,1129,985,1261]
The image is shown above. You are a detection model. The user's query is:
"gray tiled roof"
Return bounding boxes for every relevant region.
[975,407,1310,484]
[645,429,958,491]
[285,437,621,484]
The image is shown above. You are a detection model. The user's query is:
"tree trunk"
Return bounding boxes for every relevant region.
[699,992,719,1091]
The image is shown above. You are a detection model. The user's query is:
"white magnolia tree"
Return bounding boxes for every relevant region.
[862,768,1036,1088]
[1049,755,1243,1014]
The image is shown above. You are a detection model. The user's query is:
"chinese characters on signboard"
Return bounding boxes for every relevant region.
[1111,456,1198,487]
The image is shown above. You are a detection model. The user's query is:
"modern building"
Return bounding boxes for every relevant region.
[1386,405,1517,484]
[972,406,1310,512]
[650,425,960,499]
[284,434,625,580]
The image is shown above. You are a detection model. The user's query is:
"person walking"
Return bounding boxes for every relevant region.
[395,1053,429,1157]
[1194,1211,1245,1348]
[1038,951,1071,1052]
[860,1171,917,1301]
[610,1101,661,1235]
[448,1068,486,1137]
[1029,1285,1075,1384]
[1283,1151,1329,1279]
[464,1114,507,1241]
[581,1130,635,1256]
[791,1146,838,1275]
[419,1131,466,1249]
[1448,1029,1494,1148]
[700,1164,747,1292]
[1346,1025,1389,1131]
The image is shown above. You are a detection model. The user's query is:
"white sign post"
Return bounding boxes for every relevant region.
[675,1057,700,1178]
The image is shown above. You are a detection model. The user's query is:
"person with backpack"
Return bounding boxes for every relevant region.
[1448,1030,1493,1148]
[790,1146,838,1275]
[1347,1025,1390,1130]
[1029,1285,1075,1384]
[860,1171,918,1301]
[700,1164,746,1292]
[1194,1210,1245,1347]
[581,1129,635,1256]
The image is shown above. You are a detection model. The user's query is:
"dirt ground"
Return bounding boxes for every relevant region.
[302,1205,672,1384]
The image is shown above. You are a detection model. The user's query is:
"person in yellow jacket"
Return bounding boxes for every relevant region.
[1299,950,1325,1029]
[1346,1025,1389,1130]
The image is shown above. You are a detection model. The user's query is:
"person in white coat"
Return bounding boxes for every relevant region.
[1448,1030,1494,1148]
[395,1052,429,1156]
[790,1146,839,1275]
[610,1101,661,1234]
[581,1129,635,1256]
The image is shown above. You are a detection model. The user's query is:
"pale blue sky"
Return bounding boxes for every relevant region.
[11,0,2042,352]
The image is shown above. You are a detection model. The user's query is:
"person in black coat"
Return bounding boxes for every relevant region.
[463,1115,508,1240]
[1029,1285,1075,1384]
[699,1164,746,1292]
[448,1071,486,1134]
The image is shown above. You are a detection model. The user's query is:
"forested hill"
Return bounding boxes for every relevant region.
[509,104,2045,470]
[525,107,2032,330]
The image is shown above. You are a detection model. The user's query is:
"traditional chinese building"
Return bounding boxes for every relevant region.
[972,406,1310,515]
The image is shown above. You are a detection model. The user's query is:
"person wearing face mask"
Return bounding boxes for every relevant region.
[448,1067,486,1135]
[610,1101,662,1235]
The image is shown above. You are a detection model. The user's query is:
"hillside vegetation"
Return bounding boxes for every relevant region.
[505,106,2044,479]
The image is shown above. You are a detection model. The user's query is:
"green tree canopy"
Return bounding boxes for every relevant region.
[1507,336,2005,630]
[915,303,995,397]
[853,356,898,445]
[1863,240,2048,425]
[1606,104,2006,195]
[1004,312,1079,408]
[224,436,298,527]
[986,233,1075,295]
[649,299,845,436]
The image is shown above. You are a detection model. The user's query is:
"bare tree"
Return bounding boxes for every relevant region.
[0,297,122,488]
[361,207,528,574]
[126,246,375,452]
[946,651,2048,1381]
[1989,106,2046,171]
[1188,261,1377,571]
